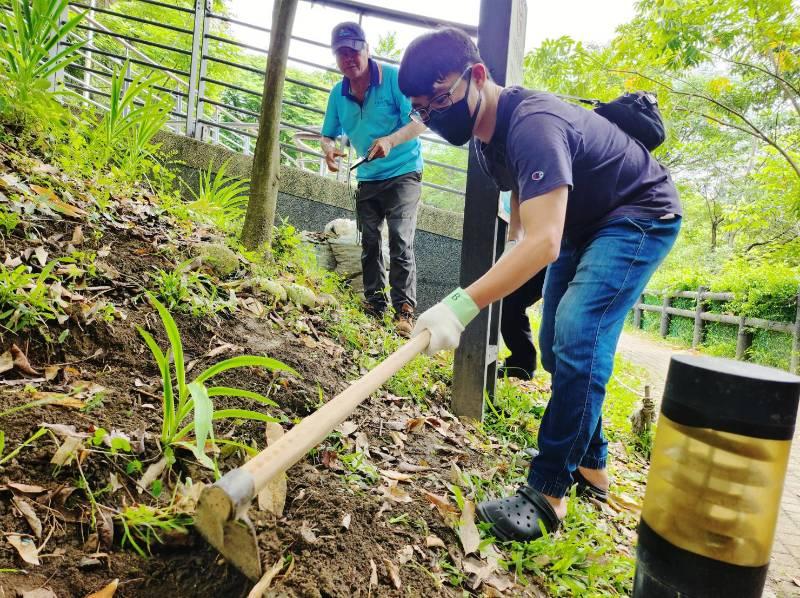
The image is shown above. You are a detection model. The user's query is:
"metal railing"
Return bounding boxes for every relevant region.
[52,0,472,206]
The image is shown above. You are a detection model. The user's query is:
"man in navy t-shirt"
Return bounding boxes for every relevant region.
[398,28,681,543]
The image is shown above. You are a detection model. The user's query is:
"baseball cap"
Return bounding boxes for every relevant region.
[331,22,366,52]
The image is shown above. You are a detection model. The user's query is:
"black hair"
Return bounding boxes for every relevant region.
[398,28,483,97]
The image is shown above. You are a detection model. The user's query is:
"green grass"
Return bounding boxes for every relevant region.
[498,490,635,596]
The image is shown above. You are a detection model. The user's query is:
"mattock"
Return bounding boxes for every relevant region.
[194,331,431,580]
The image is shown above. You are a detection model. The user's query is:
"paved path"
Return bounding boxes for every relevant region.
[617,330,800,597]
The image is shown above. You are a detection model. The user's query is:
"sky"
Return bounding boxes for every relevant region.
[226,0,636,70]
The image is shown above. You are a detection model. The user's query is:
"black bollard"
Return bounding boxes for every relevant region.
[634,355,800,598]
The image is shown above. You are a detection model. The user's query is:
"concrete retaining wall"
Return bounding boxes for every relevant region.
[156,131,463,311]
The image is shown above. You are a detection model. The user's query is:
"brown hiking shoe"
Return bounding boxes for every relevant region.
[395,304,414,338]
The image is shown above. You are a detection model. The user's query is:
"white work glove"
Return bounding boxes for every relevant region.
[504,239,517,254]
[412,288,480,356]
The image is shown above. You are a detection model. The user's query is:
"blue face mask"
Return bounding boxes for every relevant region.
[427,71,482,146]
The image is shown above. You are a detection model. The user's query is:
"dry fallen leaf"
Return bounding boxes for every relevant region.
[379,480,412,504]
[44,365,60,381]
[12,496,42,539]
[84,578,118,598]
[299,521,318,544]
[247,558,285,598]
[300,335,318,349]
[0,350,13,374]
[397,461,430,473]
[3,483,46,494]
[108,473,123,493]
[379,469,413,482]
[607,492,642,515]
[31,392,85,410]
[424,491,459,526]
[137,457,167,493]
[369,559,378,588]
[320,450,342,471]
[11,343,39,376]
[30,184,87,218]
[405,417,426,434]
[397,545,414,565]
[354,431,371,457]
[388,430,406,450]
[204,342,242,358]
[21,589,57,598]
[457,500,481,555]
[335,420,359,437]
[97,508,114,550]
[51,436,84,466]
[71,225,85,246]
[425,535,446,549]
[485,573,515,593]
[383,558,402,589]
[462,557,495,590]
[7,533,40,565]
[33,246,48,267]
[41,423,87,439]
[257,423,287,516]
[341,513,352,530]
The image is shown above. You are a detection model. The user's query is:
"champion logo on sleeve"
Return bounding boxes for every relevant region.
[531,170,545,181]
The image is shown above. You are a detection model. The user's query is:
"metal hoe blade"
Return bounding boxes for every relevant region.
[194,478,262,581]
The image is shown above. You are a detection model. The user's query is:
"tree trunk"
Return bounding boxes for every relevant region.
[240,0,298,252]
[710,218,721,251]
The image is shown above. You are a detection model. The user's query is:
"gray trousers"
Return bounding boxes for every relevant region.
[356,171,421,310]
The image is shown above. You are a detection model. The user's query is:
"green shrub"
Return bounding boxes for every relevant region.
[749,331,793,369]
[186,159,249,233]
[700,323,737,358]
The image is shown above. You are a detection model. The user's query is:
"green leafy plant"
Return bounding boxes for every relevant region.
[58,249,97,280]
[186,159,249,232]
[149,260,236,317]
[0,261,63,332]
[118,503,192,557]
[136,295,297,468]
[0,207,20,236]
[91,61,173,176]
[0,0,86,120]
[271,217,303,260]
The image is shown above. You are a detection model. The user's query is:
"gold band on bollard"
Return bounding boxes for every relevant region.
[641,414,791,567]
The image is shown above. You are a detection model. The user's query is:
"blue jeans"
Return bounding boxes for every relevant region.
[529,216,681,498]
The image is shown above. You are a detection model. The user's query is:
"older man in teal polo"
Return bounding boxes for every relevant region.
[321,22,426,337]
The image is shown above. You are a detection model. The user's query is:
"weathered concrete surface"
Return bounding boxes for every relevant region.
[156,130,463,310]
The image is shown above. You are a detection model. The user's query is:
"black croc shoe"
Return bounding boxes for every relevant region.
[572,469,608,502]
[476,486,561,542]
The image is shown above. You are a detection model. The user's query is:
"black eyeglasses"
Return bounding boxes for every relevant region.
[409,67,472,125]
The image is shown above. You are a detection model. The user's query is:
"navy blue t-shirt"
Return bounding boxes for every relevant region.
[481,89,681,240]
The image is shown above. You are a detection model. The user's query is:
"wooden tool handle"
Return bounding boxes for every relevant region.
[242,331,431,492]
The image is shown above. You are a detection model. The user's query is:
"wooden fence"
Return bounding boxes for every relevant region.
[630,286,800,374]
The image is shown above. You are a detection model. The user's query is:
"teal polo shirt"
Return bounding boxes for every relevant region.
[322,60,423,182]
